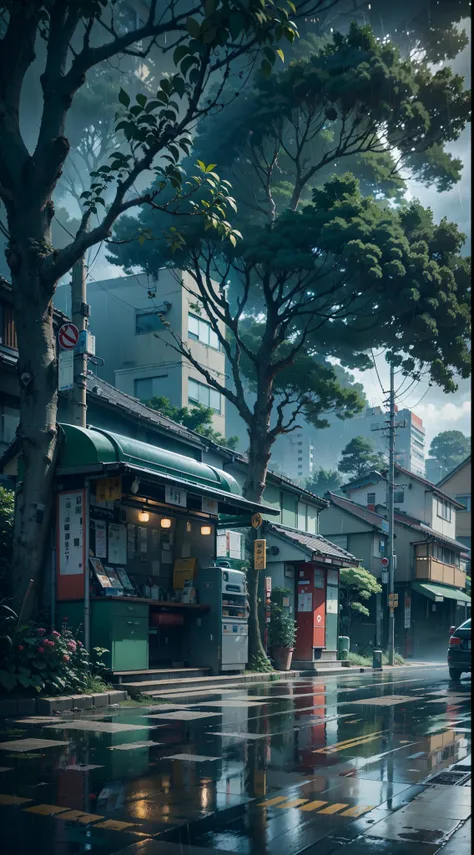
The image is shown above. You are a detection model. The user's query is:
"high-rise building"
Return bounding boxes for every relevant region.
[270,404,426,481]
[54,270,227,437]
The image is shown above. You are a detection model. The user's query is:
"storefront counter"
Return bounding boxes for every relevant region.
[57,597,210,673]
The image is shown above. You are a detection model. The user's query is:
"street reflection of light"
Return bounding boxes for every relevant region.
[201,784,210,809]
[132,800,151,819]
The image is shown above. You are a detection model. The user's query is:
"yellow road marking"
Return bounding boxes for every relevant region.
[318,803,348,814]
[299,800,328,812]
[0,795,32,806]
[340,805,375,817]
[313,729,386,753]
[24,804,70,816]
[94,820,136,831]
[316,732,387,755]
[276,799,308,809]
[260,796,287,807]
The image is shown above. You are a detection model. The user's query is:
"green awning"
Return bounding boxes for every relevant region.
[412,581,471,605]
[57,424,278,517]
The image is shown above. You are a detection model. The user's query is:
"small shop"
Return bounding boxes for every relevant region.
[260,522,359,669]
[53,424,277,677]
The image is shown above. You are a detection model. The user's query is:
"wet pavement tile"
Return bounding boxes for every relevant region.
[0,737,69,751]
[0,666,470,855]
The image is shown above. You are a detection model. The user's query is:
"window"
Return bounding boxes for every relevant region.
[437,497,452,521]
[188,313,219,349]
[135,311,165,334]
[134,375,168,401]
[367,492,376,504]
[455,494,471,512]
[394,490,405,503]
[188,378,221,412]
[0,405,19,444]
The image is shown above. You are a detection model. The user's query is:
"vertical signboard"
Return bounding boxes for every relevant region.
[56,490,86,600]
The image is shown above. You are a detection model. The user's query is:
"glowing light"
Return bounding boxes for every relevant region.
[160,518,172,528]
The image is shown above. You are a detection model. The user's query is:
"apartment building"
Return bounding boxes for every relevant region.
[55,270,227,437]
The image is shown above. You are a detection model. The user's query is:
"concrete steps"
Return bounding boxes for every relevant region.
[113,667,211,685]
[115,670,300,697]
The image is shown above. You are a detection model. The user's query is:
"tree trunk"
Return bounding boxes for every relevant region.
[243,420,274,667]
[10,264,59,620]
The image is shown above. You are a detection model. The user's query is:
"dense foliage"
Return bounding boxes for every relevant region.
[338,436,387,480]
[339,566,382,637]
[428,430,471,474]
[145,396,238,449]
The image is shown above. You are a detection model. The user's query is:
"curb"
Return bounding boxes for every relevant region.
[0,690,127,718]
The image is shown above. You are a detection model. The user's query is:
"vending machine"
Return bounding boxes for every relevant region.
[186,566,249,674]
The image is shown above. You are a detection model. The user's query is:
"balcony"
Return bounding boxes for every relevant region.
[415,556,466,589]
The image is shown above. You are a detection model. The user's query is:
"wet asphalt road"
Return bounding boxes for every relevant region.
[0,665,470,855]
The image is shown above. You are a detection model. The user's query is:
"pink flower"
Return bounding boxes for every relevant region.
[77,641,82,646]
[63,654,70,662]
[38,647,45,654]
[51,630,60,638]
[37,627,46,635]
[67,641,76,651]
[48,641,55,648]
[18,645,24,651]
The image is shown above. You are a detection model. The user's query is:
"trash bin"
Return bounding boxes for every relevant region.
[338,636,350,659]
[373,649,383,670]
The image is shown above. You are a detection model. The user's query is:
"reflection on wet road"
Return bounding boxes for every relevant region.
[0,666,470,854]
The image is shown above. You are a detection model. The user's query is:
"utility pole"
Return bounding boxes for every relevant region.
[69,257,88,427]
[387,361,396,666]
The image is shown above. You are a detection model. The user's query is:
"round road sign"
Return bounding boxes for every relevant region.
[58,323,79,350]
[380,557,389,568]
[251,513,263,529]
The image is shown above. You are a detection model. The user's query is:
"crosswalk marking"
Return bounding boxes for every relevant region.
[318,803,349,814]
[261,796,288,807]
[299,800,328,812]
[276,798,308,808]
[340,805,375,817]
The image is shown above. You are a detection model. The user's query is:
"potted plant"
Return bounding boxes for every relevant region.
[269,602,297,671]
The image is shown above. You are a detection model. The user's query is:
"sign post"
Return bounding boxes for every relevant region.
[254,539,267,571]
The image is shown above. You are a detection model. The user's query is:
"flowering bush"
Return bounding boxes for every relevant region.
[0,622,106,695]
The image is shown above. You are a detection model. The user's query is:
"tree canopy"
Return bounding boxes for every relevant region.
[339,565,382,636]
[338,436,387,480]
[429,430,471,473]
[145,396,238,449]
[306,468,342,496]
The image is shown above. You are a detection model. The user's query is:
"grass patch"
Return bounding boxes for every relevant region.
[82,675,114,695]
[345,651,405,667]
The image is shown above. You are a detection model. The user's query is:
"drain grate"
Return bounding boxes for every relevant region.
[429,770,471,786]
[453,764,471,772]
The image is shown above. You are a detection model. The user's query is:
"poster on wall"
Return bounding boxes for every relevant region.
[298,593,312,612]
[404,594,411,629]
[314,569,324,589]
[216,533,227,557]
[58,491,84,576]
[127,524,136,559]
[229,531,242,559]
[90,557,112,589]
[108,523,127,564]
[94,520,107,559]
[327,569,339,586]
[138,526,148,555]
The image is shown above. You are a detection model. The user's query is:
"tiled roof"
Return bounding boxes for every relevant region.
[265,522,359,565]
[341,464,466,509]
[327,493,469,553]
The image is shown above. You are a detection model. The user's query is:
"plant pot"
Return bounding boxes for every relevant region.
[272,646,294,671]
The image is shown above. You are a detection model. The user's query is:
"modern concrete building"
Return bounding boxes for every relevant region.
[269,404,426,483]
[55,270,227,437]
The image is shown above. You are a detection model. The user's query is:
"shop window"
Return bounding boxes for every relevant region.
[188,378,221,413]
[134,375,168,401]
[188,313,219,349]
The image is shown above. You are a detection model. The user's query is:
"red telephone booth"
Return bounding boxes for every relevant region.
[294,562,327,661]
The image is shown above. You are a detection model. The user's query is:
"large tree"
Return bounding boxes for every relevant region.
[338,436,387,481]
[428,430,471,474]
[306,468,342,496]
[1,0,336,613]
[145,395,238,449]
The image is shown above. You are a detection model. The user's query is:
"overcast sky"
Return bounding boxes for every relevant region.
[80,21,472,448]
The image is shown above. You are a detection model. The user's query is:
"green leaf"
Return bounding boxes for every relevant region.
[136,93,147,108]
[118,88,130,107]
[204,0,217,15]
[186,17,201,39]
[205,163,217,172]
[229,11,245,40]
[173,45,189,65]
[276,48,285,62]
[261,58,272,78]
[181,55,199,77]
[173,76,185,98]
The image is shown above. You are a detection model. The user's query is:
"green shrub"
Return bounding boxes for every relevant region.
[0,618,109,696]
[268,604,297,648]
